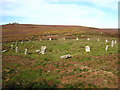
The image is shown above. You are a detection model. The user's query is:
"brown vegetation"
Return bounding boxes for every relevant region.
[1,24,118,42]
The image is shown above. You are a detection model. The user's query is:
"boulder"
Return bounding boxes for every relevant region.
[60,54,72,59]
[2,50,7,53]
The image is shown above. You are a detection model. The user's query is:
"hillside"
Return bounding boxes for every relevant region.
[2,24,119,88]
[1,24,118,42]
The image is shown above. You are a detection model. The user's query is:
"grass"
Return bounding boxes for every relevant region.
[2,36,119,88]
[64,81,97,88]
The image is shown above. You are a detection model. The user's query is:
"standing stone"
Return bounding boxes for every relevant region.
[87,38,90,41]
[105,40,108,43]
[85,46,90,52]
[97,39,99,42]
[111,40,114,47]
[11,45,13,49]
[63,38,65,40]
[114,40,117,45]
[76,38,79,40]
[40,39,42,41]
[49,38,52,41]
[29,40,31,42]
[41,46,47,54]
[105,45,109,51]
[25,49,28,55]
[21,40,23,44]
[15,46,18,52]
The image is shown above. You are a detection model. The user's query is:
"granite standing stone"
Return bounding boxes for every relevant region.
[41,46,47,54]
[49,38,52,41]
[25,49,28,55]
[105,40,108,43]
[111,40,114,47]
[11,45,13,49]
[85,46,90,52]
[87,38,90,41]
[15,47,18,52]
[105,45,109,51]
[76,38,79,40]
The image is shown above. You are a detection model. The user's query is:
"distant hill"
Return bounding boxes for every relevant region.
[1,24,118,42]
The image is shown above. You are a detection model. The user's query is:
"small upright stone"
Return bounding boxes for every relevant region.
[85,46,90,52]
[105,45,109,51]
[21,40,23,44]
[111,40,114,47]
[63,37,65,40]
[114,40,117,45]
[29,40,31,42]
[40,39,42,41]
[105,40,108,43]
[11,45,13,49]
[41,46,47,54]
[15,46,18,52]
[25,49,28,55]
[87,38,90,41]
[97,39,99,42]
[49,38,52,41]
[76,38,79,40]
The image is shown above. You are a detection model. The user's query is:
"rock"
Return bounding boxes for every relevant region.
[29,40,31,42]
[41,46,47,54]
[85,46,90,52]
[25,49,28,55]
[105,45,109,51]
[114,40,117,45]
[48,70,50,72]
[36,50,40,53]
[105,39,108,43]
[21,41,24,44]
[97,39,99,42]
[87,38,90,41]
[76,38,79,40]
[111,40,114,47]
[60,54,72,59]
[15,46,18,52]
[40,39,42,41]
[49,38,52,41]
[63,38,65,40]
[2,50,7,53]
[11,45,13,49]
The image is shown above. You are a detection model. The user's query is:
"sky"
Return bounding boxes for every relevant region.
[0,0,119,28]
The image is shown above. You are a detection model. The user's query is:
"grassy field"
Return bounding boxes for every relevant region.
[2,35,119,88]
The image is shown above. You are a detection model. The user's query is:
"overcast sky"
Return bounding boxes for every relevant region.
[1,0,119,28]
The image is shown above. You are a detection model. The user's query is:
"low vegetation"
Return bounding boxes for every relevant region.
[2,36,119,88]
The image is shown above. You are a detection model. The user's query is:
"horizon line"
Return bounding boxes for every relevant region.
[1,23,118,29]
